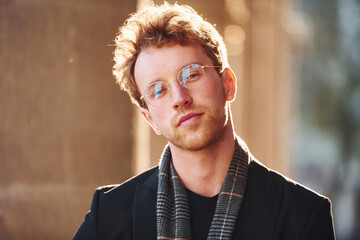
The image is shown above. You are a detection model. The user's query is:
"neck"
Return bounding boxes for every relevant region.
[169,121,236,197]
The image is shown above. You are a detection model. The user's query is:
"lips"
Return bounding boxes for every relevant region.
[177,113,203,127]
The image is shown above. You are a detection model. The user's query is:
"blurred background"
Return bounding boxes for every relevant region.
[0,0,359,239]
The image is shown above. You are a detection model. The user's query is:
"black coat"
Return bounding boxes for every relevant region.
[74,159,335,240]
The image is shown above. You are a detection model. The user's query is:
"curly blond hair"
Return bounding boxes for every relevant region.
[113,2,228,108]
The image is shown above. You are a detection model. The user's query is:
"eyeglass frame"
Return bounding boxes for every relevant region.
[139,64,221,107]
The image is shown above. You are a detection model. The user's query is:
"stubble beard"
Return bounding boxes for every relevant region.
[166,105,229,152]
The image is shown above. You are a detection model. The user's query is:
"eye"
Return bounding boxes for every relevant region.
[147,82,169,100]
[188,72,201,79]
[180,65,203,87]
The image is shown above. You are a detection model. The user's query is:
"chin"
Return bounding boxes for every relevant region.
[169,115,228,151]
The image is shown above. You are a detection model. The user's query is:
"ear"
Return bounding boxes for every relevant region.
[140,107,162,135]
[222,68,237,102]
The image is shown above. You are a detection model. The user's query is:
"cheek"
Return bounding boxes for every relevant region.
[201,80,226,100]
[150,110,168,127]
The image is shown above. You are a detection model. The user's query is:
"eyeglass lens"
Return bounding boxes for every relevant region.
[144,64,205,106]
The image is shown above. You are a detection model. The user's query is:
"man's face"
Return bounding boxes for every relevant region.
[134,44,233,151]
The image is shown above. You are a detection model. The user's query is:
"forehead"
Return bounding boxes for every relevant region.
[134,44,211,92]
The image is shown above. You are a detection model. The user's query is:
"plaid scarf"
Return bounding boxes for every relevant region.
[157,138,250,240]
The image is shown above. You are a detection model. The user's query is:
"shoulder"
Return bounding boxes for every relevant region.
[95,166,158,199]
[239,159,335,239]
[248,158,329,204]
[74,166,159,240]
[93,166,158,222]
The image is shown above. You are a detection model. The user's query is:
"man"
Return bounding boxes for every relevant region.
[74,2,335,240]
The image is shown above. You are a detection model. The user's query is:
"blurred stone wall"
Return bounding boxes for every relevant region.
[0,0,136,239]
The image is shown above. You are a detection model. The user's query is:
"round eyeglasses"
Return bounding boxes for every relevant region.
[140,64,220,107]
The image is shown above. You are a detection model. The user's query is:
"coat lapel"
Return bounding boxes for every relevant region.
[133,168,158,240]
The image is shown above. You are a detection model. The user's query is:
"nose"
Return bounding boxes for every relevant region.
[170,81,193,110]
